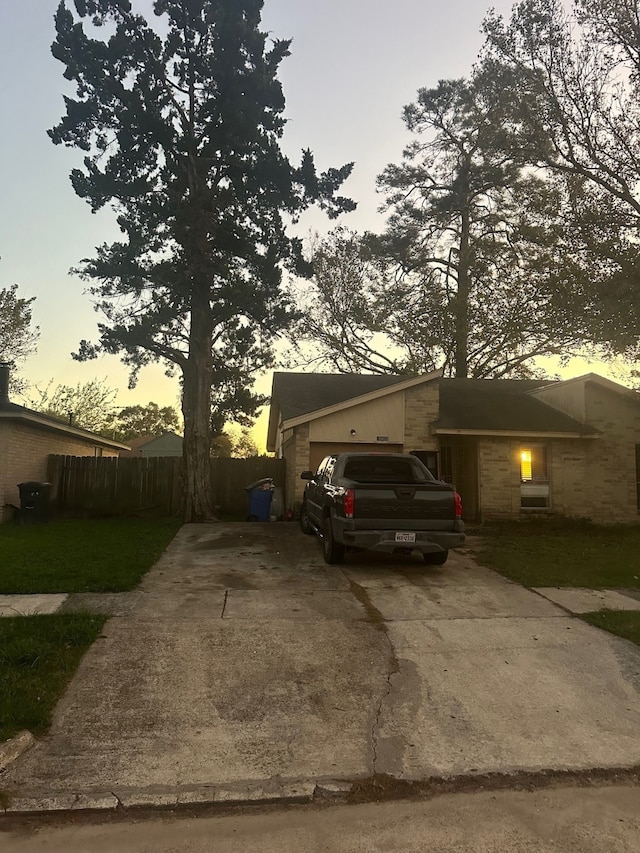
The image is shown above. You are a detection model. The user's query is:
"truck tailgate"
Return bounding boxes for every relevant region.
[352,483,457,528]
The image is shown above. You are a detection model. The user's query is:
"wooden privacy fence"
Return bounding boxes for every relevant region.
[210,456,286,515]
[47,455,286,517]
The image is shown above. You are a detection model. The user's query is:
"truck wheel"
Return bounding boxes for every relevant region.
[299,502,314,535]
[323,517,345,564]
[423,550,448,565]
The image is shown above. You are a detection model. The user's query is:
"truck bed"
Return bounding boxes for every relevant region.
[301,452,465,564]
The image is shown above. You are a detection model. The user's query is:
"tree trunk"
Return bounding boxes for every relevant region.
[182,286,214,522]
[455,201,471,379]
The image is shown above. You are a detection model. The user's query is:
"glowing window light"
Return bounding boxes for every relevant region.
[520,449,533,481]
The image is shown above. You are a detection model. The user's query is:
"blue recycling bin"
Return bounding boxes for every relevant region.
[245,478,274,521]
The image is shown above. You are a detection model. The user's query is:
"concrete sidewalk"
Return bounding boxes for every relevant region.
[2,523,640,813]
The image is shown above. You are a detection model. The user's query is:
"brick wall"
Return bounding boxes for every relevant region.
[476,390,640,524]
[576,387,640,522]
[549,439,589,518]
[478,436,623,522]
[283,422,310,513]
[478,438,521,519]
[403,382,439,450]
[478,437,592,521]
[528,388,640,523]
[0,420,118,522]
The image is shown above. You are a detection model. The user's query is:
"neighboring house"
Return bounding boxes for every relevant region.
[267,370,640,524]
[0,364,129,522]
[120,431,183,458]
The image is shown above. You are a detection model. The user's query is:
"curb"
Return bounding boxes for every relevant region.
[0,778,353,815]
[4,767,640,817]
[0,732,35,772]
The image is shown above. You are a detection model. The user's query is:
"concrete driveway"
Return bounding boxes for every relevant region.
[4,523,640,809]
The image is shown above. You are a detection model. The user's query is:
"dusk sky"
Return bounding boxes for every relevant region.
[0,0,610,440]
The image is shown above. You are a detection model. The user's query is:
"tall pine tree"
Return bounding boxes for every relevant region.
[50,0,354,519]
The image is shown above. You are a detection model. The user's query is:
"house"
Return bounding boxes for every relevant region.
[267,370,640,524]
[120,431,183,458]
[0,363,129,522]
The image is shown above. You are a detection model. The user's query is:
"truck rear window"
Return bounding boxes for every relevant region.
[343,458,433,483]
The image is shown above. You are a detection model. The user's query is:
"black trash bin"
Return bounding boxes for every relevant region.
[245,478,274,522]
[18,481,52,524]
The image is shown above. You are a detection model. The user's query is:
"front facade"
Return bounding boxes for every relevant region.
[0,365,128,522]
[268,372,441,514]
[267,371,640,524]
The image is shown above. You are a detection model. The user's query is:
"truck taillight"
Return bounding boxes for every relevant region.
[343,488,355,518]
[454,491,463,519]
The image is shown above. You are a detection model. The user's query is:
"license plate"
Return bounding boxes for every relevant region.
[395,532,416,543]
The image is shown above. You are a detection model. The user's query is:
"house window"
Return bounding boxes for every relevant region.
[94,446,103,458]
[520,444,550,508]
[520,449,533,481]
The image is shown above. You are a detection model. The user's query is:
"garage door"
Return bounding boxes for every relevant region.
[309,442,403,473]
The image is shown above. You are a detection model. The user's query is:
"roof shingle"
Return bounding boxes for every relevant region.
[271,372,410,422]
[437,379,598,435]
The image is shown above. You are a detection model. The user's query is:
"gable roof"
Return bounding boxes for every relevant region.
[124,434,157,451]
[435,379,599,436]
[124,431,183,450]
[531,372,640,402]
[143,430,183,444]
[267,371,607,448]
[267,371,441,450]
[272,372,412,422]
[120,431,184,457]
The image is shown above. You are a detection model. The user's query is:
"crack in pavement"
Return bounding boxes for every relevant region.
[371,634,401,773]
[342,571,401,775]
[220,590,229,619]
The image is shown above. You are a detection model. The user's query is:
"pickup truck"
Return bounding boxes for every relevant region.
[300,452,465,565]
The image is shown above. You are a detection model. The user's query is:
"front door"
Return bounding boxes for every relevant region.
[439,438,479,522]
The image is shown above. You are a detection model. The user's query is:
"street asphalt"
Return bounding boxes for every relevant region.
[2,523,640,813]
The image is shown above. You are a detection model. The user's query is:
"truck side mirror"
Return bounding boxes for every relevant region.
[300,470,314,480]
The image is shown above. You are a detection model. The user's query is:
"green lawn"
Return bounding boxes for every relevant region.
[0,614,107,742]
[581,610,640,646]
[0,517,181,742]
[0,517,182,594]
[474,519,640,647]
[474,520,640,589]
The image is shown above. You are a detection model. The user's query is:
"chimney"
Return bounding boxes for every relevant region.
[0,362,10,404]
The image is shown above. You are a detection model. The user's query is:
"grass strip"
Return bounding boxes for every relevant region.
[581,610,640,647]
[0,517,181,594]
[0,613,107,742]
[474,520,640,589]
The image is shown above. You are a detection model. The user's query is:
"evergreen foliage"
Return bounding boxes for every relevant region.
[50,0,354,519]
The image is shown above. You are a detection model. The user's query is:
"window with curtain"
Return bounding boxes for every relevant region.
[520,444,549,508]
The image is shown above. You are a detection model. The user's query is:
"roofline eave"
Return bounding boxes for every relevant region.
[433,427,601,439]
[529,373,640,402]
[0,409,131,450]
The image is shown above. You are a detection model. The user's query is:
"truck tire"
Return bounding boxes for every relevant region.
[423,550,448,565]
[299,502,314,535]
[323,516,345,564]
